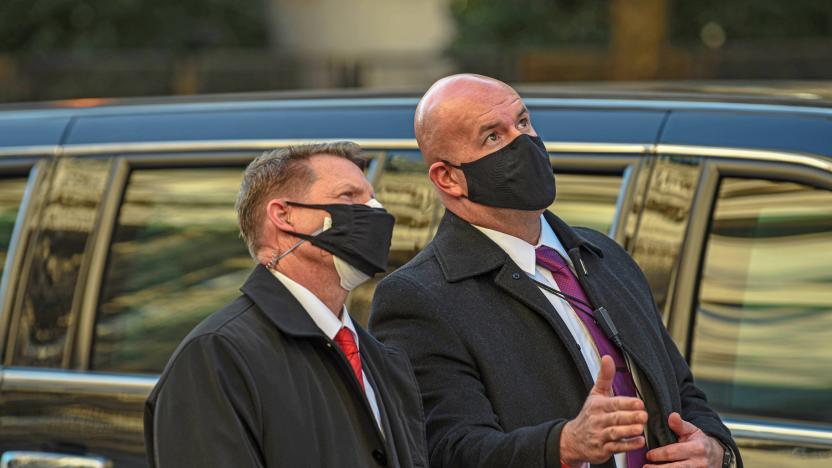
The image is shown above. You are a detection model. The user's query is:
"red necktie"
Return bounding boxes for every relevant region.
[334,327,365,393]
[536,246,647,468]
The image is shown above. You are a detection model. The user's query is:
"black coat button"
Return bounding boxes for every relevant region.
[511,272,521,280]
[372,448,387,466]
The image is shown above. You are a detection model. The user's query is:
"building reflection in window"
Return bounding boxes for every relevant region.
[693,177,832,424]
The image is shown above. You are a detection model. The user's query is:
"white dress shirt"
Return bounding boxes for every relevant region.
[473,215,626,468]
[269,269,384,433]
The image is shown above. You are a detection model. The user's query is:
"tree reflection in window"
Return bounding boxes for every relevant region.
[94,167,251,374]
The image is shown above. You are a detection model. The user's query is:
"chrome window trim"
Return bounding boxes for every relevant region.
[0,140,828,174]
[0,141,649,158]
[0,146,57,158]
[0,451,112,468]
[726,419,832,447]
[0,161,48,363]
[524,98,832,118]
[657,144,832,173]
[1,367,156,396]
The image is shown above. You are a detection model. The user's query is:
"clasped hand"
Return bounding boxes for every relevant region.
[559,355,726,467]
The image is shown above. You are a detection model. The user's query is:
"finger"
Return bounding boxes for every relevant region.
[603,423,645,442]
[602,435,645,454]
[600,410,648,428]
[667,412,699,439]
[646,440,703,462]
[591,355,616,396]
[601,396,645,412]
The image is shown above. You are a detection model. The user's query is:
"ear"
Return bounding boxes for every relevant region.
[428,161,467,198]
[265,198,295,233]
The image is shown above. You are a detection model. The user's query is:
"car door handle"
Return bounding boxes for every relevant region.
[0,451,113,468]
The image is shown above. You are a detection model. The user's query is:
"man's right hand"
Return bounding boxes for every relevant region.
[559,355,648,466]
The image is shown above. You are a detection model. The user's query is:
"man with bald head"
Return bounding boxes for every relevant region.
[370,75,739,468]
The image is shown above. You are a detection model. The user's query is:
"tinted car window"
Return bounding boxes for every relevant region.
[348,150,443,324]
[0,176,28,278]
[94,167,251,373]
[692,177,832,423]
[550,172,623,235]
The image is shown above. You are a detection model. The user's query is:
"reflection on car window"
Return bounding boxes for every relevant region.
[692,177,832,424]
[94,167,251,374]
[549,172,623,235]
[348,150,443,325]
[12,158,110,368]
[0,176,28,279]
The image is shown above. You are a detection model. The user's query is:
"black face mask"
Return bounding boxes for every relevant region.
[442,134,556,211]
[282,201,395,277]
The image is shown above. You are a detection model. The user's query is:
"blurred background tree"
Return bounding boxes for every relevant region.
[447,0,832,81]
[0,0,830,102]
[670,0,832,44]
[0,0,267,52]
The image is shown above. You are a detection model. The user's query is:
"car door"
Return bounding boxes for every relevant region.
[663,145,832,467]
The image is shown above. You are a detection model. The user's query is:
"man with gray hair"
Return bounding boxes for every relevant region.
[145,142,427,467]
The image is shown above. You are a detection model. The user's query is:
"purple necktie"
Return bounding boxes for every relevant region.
[535,245,647,468]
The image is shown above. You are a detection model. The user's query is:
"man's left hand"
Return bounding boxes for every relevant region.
[644,412,724,467]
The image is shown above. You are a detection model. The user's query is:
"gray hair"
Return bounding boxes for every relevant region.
[236,141,364,258]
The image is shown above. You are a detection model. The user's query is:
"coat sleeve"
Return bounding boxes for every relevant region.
[369,274,565,468]
[145,333,265,468]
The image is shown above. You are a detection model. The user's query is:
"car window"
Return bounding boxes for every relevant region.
[0,176,28,279]
[93,167,251,374]
[347,150,443,324]
[549,171,624,236]
[347,151,626,325]
[691,177,832,424]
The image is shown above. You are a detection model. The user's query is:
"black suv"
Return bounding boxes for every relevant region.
[1,86,831,467]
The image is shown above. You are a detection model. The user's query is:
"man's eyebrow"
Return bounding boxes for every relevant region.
[478,121,500,135]
[330,182,361,194]
[478,107,529,135]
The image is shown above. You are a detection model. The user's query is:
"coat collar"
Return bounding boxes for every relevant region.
[239,264,328,339]
[433,209,603,282]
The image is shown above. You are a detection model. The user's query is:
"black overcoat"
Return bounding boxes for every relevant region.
[369,210,741,468]
[144,265,428,468]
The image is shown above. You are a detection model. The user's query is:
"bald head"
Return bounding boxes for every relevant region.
[415,74,520,164]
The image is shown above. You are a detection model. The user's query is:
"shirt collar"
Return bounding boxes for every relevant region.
[473,214,572,276]
[269,269,357,344]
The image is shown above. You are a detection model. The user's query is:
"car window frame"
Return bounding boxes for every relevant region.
[665,144,832,447]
